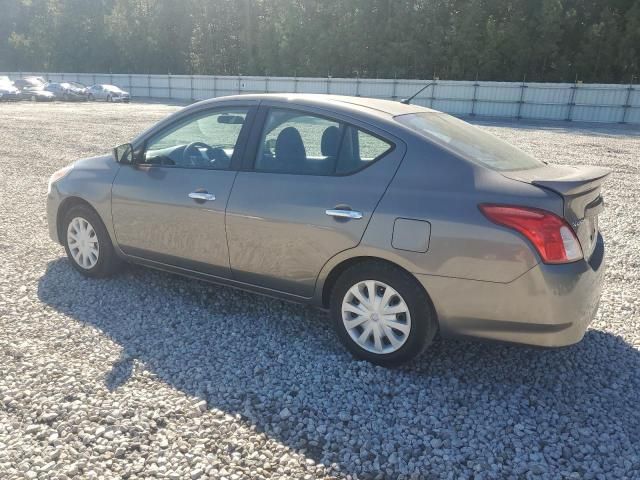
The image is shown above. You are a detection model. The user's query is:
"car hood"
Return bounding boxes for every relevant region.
[73,154,117,171]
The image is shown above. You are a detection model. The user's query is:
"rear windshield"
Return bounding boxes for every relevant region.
[395,112,544,171]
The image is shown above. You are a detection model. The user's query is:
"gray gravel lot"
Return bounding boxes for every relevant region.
[1,101,639,479]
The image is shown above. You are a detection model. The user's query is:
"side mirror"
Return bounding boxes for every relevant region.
[113,143,134,164]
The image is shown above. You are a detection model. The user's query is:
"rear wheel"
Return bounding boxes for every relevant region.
[30,95,36,102]
[107,94,112,102]
[62,205,121,278]
[88,93,94,101]
[330,261,437,366]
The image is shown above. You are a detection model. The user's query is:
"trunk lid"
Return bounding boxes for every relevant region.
[502,164,611,260]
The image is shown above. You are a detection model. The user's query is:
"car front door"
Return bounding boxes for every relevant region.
[226,105,406,297]
[111,104,256,277]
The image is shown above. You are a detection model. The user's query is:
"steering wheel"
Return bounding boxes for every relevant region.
[184,141,213,167]
[183,142,230,167]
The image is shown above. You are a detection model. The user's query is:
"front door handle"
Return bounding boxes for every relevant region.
[325,209,363,219]
[188,191,216,202]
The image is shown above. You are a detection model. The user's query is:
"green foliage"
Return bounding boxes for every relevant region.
[1,0,638,82]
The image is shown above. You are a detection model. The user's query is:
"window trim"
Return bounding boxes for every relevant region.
[248,105,396,177]
[134,105,257,172]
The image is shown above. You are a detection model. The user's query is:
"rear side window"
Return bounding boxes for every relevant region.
[396,112,544,171]
[335,126,393,174]
[255,108,393,176]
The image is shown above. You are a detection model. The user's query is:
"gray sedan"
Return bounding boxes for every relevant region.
[87,84,130,102]
[44,82,88,101]
[46,94,609,365]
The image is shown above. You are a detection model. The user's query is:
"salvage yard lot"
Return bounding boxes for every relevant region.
[0,101,639,479]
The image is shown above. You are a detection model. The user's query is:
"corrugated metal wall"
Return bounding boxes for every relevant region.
[4,72,639,124]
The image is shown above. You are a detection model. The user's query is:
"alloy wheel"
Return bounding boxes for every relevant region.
[341,280,411,354]
[67,217,100,269]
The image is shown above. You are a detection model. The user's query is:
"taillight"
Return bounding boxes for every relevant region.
[479,204,583,264]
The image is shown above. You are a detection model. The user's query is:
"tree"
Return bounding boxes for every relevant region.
[0,0,638,82]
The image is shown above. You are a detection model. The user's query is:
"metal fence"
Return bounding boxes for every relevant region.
[4,72,639,124]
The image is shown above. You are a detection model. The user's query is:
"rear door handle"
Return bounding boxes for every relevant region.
[325,209,363,219]
[188,191,216,202]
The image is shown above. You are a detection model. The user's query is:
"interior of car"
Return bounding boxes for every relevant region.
[143,111,246,169]
[140,108,391,174]
[256,111,390,175]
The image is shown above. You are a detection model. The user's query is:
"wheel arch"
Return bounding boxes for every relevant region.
[319,255,436,321]
[56,197,103,245]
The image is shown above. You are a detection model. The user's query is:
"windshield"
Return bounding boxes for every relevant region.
[395,112,544,171]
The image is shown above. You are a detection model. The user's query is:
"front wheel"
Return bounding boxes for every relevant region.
[63,205,121,278]
[88,94,94,101]
[330,261,438,366]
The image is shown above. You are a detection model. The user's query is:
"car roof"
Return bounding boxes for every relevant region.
[200,93,437,118]
[133,93,442,149]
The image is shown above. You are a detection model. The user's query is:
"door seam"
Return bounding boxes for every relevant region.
[224,170,240,280]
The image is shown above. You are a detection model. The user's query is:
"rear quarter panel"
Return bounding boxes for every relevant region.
[342,132,565,284]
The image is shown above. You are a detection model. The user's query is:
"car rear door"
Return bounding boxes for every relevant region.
[111,103,257,277]
[226,104,406,297]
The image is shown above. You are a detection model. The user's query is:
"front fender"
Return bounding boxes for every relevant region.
[53,154,120,247]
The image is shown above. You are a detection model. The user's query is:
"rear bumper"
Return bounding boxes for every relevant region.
[416,234,605,347]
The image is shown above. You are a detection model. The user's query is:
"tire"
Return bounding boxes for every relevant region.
[107,94,112,102]
[88,94,94,101]
[63,93,69,101]
[330,260,438,366]
[31,95,36,102]
[62,204,121,278]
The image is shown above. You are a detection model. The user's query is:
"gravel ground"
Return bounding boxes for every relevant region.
[1,101,639,479]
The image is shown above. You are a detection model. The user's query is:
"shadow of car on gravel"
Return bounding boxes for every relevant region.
[37,258,640,478]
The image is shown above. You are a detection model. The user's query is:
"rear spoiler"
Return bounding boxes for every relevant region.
[502,164,612,197]
[531,166,612,196]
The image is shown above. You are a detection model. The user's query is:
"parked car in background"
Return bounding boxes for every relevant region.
[0,78,21,101]
[20,86,56,102]
[45,82,88,101]
[68,81,89,95]
[14,76,47,90]
[14,77,56,102]
[46,94,610,366]
[87,84,130,102]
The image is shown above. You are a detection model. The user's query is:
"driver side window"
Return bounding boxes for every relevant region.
[143,108,248,170]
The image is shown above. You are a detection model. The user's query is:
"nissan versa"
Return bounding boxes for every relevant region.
[46,94,610,365]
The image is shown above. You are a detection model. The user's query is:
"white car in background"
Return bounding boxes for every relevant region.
[87,84,130,102]
[0,77,21,101]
